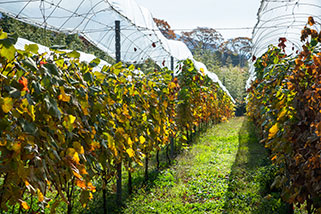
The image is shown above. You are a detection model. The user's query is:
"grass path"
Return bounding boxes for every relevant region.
[122,117,288,213]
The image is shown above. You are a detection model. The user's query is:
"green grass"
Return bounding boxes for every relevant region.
[223,118,288,214]
[121,117,289,213]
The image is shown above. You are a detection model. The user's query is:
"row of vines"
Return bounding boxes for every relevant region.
[247,17,321,213]
[0,30,234,213]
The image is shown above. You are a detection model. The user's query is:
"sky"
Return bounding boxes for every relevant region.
[135,0,261,40]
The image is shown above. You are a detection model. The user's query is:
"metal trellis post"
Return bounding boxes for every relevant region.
[115,20,121,63]
[170,56,174,158]
[115,20,122,206]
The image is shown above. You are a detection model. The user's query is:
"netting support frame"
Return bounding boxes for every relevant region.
[115,20,122,206]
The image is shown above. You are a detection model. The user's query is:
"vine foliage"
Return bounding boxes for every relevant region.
[0,30,234,212]
[248,17,321,213]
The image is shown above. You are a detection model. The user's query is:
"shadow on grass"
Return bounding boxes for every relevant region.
[223,117,289,214]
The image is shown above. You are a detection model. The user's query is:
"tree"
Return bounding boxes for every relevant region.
[181,27,224,50]
[216,65,249,116]
[193,47,221,71]
[220,37,252,66]
[153,18,176,40]
[226,56,233,66]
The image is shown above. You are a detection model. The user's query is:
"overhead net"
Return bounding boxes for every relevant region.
[248,0,321,88]
[0,0,234,101]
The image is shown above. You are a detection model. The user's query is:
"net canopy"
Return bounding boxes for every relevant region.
[15,37,111,71]
[247,0,321,88]
[0,0,234,101]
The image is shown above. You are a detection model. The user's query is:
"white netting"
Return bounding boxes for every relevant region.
[247,0,321,88]
[0,0,234,101]
[15,37,110,71]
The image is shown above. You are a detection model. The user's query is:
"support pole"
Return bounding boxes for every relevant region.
[115,20,121,63]
[115,20,122,206]
[170,56,174,158]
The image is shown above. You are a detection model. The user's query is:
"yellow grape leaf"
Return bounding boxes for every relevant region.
[63,115,76,132]
[128,137,133,147]
[277,109,286,121]
[89,192,93,200]
[29,105,35,121]
[78,165,88,175]
[271,155,277,161]
[163,100,168,108]
[1,97,13,113]
[66,148,80,164]
[268,124,279,139]
[73,141,84,154]
[73,153,80,164]
[116,108,121,115]
[20,200,30,210]
[72,170,82,179]
[37,188,44,202]
[89,140,100,151]
[169,82,176,89]
[58,87,71,102]
[139,136,146,144]
[137,160,144,166]
[69,115,76,124]
[164,128,169,136]
[87,182,96,192]
[75,179,86,189]
[94,71,106,82]
[123,104,130,116]
[126,148,135,158]
[142,114,147,122]
[24,180,30,187]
